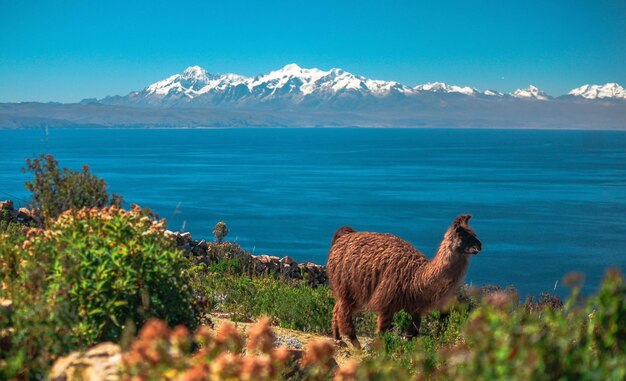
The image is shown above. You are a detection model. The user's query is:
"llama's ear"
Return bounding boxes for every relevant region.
[453,214,472,227]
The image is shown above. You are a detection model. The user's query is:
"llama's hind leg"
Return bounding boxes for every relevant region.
[376,310,394,334]
[332,303,345,346]
[335,299,361,349]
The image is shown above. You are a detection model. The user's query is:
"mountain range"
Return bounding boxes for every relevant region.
[1,64,625,129]
[90,64,626,107]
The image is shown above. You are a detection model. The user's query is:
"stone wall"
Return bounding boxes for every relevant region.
[0,199,37,226]
[165,229,328,287]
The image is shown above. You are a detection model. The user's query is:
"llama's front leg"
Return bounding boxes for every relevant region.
[406,313,422,339]
[376,310,394,334]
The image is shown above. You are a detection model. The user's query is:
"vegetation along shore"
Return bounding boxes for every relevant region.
[1,154,624,380]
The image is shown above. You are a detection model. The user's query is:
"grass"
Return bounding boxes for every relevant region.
[190,259,336,333]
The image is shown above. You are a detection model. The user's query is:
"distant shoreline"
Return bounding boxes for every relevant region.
[1,100,625,130]
[2,125,626,132]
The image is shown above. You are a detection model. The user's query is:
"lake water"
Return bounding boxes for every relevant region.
[1,127,625,297]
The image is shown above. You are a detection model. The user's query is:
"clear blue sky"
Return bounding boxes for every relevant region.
[1,0,624,102]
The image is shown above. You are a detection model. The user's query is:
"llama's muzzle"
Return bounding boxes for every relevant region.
[469,243,482,255]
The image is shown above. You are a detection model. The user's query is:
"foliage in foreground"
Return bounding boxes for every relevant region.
[121,317,337,381]
[0,206,197,379]
[359,271,626,381]
[112,271,626,381]
[23,153,122,224]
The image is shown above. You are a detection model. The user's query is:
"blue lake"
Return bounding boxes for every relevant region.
[1,127,625,297]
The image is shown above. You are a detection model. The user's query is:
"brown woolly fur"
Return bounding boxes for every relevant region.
[331,226,356,245]
[327,214,482,348]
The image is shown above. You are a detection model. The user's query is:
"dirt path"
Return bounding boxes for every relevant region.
[210,313,375,367]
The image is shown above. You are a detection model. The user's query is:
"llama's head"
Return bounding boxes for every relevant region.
[449,214,482,255]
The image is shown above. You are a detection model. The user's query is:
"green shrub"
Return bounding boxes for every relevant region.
[432,271,624,380]
[191,261,335,333]
[212,221,229,243]
[23,154,122,224]
[0,206,197,378]
[0,219,25,247]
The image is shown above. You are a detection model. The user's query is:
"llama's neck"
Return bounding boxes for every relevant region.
[410,232,470,306]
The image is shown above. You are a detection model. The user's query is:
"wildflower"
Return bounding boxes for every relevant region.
[170,325,191,353]
[271,346,291,363]
[334,360,358,381]
[246,317,275,354]
[302,338,335,368]
[211,353,243,379]
[240,356,272,380]
[139,319,170,341]
[214,322,243,353]
[194,326,213,347]
[178,363,211,381]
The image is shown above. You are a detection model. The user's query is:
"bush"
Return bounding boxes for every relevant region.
[0,219,25,246]
[191,261,336,333]
[23,154,122,224]
[212,221,229,244]
[0,205,197,378]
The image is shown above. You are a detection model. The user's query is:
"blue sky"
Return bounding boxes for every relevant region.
[0,0,624,102]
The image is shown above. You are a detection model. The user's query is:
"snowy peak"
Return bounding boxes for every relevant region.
[483,89,504,96]
[510,85,550,100]
[568,83,626,100]
[181,65,209,80]
[144,66,248,98]
[269,63,307,76]
[414,82,479,96]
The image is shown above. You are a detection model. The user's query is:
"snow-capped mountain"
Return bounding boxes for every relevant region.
[413,82,480,96]
[122,64,414,106]
[567,83,626,100]
[510,85,551,100]
[99,64,501,107]
[94,64,625,110]
[143,66,248,97]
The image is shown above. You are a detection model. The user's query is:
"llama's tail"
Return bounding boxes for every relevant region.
[331,226,355,245]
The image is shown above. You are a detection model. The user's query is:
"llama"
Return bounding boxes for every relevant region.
[326,214,482,348]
